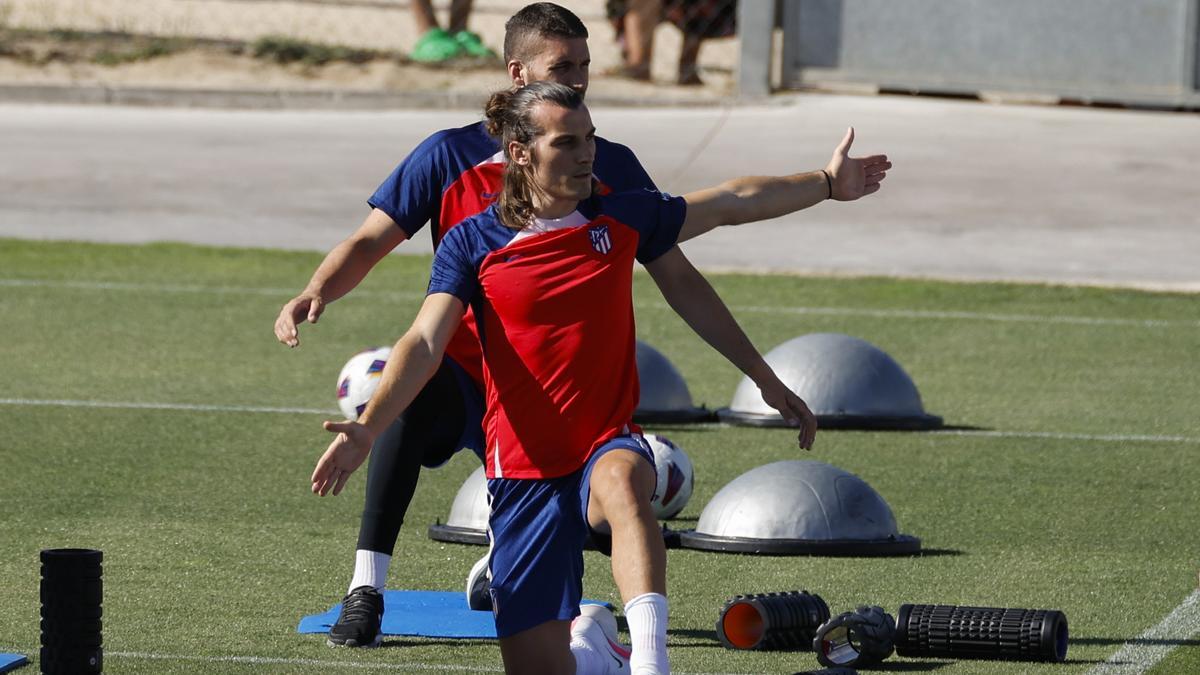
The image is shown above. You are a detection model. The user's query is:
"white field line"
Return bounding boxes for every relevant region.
[0,278,425,301]
[643,422,1200,445]
[0,398,335,415]
[726,303,1198,329]
[1085,590,1200,675]
[4,277,1196,329]
[928,429,1200,445]
[2,398,1197,445]
[111,651,502,672]
[0,647,754,675]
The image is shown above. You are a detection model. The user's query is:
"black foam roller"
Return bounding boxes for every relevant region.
[40,549,102,573]
[41,579,102,606]
[40,548,103,674]
[895,603,1068,662]
[716,590,830,650]
[39,646,102,674]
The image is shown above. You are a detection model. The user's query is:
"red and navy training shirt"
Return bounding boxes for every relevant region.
[428,191,687,480]
[368,121,655,388]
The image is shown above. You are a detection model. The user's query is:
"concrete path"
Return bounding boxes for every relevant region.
[1,95,1197,291]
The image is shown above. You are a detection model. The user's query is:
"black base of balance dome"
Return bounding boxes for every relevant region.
[679,531,921,556]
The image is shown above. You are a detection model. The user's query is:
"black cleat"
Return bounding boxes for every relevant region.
[327,586,384,648]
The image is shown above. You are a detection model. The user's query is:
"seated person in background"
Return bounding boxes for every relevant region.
[606,0,738,85]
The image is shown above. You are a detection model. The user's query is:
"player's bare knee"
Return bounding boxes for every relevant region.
[592,452,652,505]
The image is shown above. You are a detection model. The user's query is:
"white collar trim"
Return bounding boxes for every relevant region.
[510,210,588,243]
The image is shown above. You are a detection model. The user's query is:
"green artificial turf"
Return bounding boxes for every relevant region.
[1,238,1197,674]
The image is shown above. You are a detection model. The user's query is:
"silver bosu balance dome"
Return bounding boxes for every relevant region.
[632,340,712,424]
[428,466,489,545]
[718,333,942,430]
[427,465,682,550]
[679,460,920,555]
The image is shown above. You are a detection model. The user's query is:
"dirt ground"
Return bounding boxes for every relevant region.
[0,0,741,103]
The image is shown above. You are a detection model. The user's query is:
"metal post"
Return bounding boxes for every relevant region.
[737,0,775,99]
[1186,0,1200,92]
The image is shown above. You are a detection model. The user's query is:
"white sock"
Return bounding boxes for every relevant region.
[347,549,390,593]
[624,593,669,675]
[570,638,607,675]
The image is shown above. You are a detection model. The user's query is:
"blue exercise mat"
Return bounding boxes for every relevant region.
[298,590,609,640]
[0,654,28,674]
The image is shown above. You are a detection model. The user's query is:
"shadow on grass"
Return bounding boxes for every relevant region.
[652,635,956,670]
[378,638,492,649]
[934,424,990,432]
[671,546,965,558]
[910,548,965,557]
[665,516,698,525]
[862,662,953,671]
[641,423,996,435]
[663,627,719,643]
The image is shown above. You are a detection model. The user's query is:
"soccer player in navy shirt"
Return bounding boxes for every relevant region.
[311,81,889,674]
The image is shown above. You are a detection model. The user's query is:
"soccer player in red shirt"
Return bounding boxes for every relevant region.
[311,81,889,674]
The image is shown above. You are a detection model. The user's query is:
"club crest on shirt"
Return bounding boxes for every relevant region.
[588,224,612,255]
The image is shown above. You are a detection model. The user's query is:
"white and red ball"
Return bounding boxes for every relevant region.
[645,433,694,519]
[335,346,391,420]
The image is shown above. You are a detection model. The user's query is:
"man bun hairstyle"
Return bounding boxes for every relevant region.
[484,81,585,230]
[504,2,588,63]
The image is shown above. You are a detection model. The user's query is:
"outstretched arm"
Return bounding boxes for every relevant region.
[644,247,817,450]
[310,292,464,496]
[274,208,408,347]
[677,127,890,243]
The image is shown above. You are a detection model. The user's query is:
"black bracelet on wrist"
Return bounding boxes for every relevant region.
[822,170,833,200]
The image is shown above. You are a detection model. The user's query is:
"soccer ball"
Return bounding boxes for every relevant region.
[644,433,694,519]
[335,346,391,420]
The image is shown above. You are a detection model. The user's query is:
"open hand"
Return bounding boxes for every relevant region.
[825,127,891,201]
[274,293,326,348]
[311,420,374,496]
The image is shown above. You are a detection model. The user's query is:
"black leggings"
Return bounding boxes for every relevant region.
[355,360,470,553]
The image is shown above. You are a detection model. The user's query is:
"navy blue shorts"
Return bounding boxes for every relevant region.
[484,434,655,638]
[420,356,485,467]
